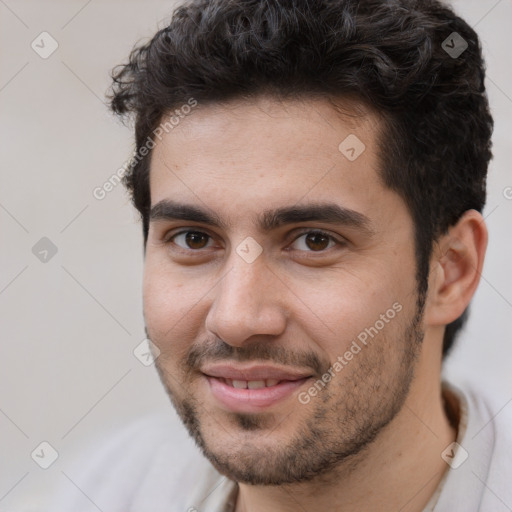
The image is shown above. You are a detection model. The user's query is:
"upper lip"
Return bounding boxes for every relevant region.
[201,363,312,382]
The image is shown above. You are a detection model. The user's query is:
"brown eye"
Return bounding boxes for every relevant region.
[171,231,213,250]
[290,230,340,253]
[304,232,330,251]
[185,232,209,249]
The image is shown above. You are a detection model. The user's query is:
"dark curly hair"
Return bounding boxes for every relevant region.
[108,0,493,359]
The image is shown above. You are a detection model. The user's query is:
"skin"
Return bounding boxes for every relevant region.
[142,96,487,512]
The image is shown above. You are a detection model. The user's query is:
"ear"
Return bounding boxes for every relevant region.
[424,210,488,327]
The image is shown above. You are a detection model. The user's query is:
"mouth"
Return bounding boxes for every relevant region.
[201,363,313,413]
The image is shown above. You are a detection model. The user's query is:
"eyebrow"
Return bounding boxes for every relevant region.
[149,200,374,235]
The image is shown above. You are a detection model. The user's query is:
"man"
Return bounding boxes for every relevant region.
[52,0,511,511]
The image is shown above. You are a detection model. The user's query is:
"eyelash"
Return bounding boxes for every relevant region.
[164,228,345,255]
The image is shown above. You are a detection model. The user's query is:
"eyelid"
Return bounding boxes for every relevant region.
[290,227,344,243]
[163,227,212,243]
[164,228,217,250]
[287,228,346,252]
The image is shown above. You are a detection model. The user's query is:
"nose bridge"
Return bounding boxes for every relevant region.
[205,247,287,344]
[220,251,274,318]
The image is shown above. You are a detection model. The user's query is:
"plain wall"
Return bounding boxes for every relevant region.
[0,0,511,510]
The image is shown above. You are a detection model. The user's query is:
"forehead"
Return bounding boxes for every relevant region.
[148,96,400,232]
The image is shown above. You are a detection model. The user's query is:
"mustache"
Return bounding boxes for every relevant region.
[184,337,330,377]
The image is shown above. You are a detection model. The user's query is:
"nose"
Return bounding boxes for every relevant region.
[204,251,288,348]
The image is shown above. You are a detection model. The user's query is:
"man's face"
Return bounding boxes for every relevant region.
[143,97,423,484]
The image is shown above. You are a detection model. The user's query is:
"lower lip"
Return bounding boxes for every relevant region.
[205,376,310,413]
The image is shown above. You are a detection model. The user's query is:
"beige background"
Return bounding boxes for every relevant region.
[0,0,511,510]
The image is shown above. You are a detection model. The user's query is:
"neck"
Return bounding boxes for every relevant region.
[234,338,458,512]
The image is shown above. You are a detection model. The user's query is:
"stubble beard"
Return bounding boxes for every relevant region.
[150,301,424,486]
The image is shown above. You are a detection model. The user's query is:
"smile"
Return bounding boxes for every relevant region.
[201,363,312,413]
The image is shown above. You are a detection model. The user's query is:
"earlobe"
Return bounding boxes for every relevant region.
[425,210,488,327]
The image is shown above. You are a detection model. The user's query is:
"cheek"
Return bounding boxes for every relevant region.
[297,271,406,347]
[143,262,192,346]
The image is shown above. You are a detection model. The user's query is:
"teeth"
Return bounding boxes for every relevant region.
[247,380,265,389]
[224,379,282,389]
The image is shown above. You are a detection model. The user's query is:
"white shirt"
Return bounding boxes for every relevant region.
[49,379,512,511]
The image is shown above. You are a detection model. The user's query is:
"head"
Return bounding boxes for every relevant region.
[108,0,491,485]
